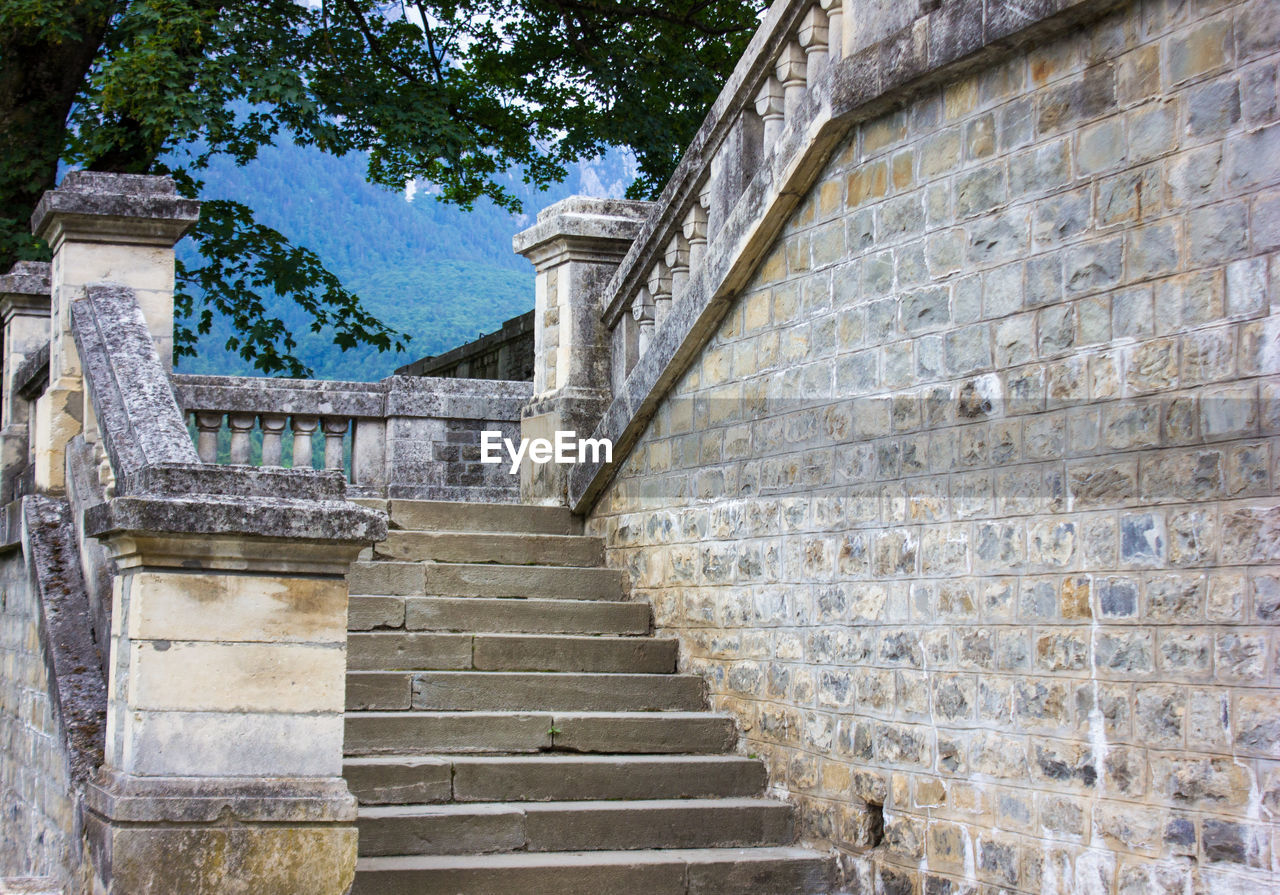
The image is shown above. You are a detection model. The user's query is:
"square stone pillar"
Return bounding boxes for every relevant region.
[0,262,51,501]
[29,172,198,492]
[513,197,651,505]
[79,495,384,895]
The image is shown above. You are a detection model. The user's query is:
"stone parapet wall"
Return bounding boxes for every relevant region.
[586,0,1280,890]
[396,310,535,381]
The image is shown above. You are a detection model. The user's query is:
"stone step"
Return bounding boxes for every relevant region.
[347,672,707,712]
[356,798,795,857]
[349,632,473,670]
[350,595,651,636]
[344,712,738,756]
[349,632,677,673]
[0,880,61,895]
[344,755,769,805]
[374,531,605,567]
[351,847,836,895]
[386,499,582,535]
[349,562,626,600]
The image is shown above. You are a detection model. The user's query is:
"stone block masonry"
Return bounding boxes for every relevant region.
[586,0,1280,891]
[0,548,82,893]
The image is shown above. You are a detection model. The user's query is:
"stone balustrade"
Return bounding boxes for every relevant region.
[600,0,843,393]
[171,376,381,483]
[171,373,531,502]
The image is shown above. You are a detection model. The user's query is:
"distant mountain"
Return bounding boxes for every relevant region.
[175,142,636,381]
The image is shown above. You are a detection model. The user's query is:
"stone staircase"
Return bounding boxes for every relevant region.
[343,500,835,894]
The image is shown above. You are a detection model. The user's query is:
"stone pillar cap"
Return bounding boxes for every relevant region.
[31,171,200,248]
[513,195,654,259]
[0,260,51,320]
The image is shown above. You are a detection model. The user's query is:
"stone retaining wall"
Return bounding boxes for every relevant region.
[587,0,1280,890]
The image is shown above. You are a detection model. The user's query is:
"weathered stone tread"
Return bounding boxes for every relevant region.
[386,500,582,535]
[410,672,707,712]
[348,631,676,672]
[351,847,835,895]
[351,561,626,600]
[356,798,795,856]
[344,711,739,755]
[404,597,650,635]
[375,530,604,566]
[343,755,768,804]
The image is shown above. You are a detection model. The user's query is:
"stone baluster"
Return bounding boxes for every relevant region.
[322,418,349,472]
[665,234,690,304]
[648,261,672,327]
[228,413,256,465]
[292,415,319,469]
[684,197,709,273]
[194,412,224,464]
[755,76,786,147]
[799,5,830,73]
[633,286,656,358]
[776,42,808,120]
[820,0,844,61]
[260,413,287,467]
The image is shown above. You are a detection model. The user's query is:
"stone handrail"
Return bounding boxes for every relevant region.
[69,284,363,508]
[600,0,842,389]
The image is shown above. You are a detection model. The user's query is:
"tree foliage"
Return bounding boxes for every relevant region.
[0,0,764,374]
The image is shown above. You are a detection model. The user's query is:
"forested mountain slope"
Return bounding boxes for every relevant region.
[177,142,633,380]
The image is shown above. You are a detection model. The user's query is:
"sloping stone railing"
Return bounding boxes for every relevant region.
[171,373,531,502]
[0,171,394,893]
[601,0,843,391]
[551,0,1130,510]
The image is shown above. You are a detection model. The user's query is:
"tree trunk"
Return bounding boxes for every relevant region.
[0,3,117,270]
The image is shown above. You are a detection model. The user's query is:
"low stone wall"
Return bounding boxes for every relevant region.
[585,0,1280,890]
[397,310,534,381]
[0,548,81,890]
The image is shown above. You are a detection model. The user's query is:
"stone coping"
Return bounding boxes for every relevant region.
[72,283,204,482]
[84,494,387,545]
[0,261,51,311]
[513,197,655,259]
[129,463,350,502]
[171,373,533,420]
[30,172,199,245]
[570,0,1129,512]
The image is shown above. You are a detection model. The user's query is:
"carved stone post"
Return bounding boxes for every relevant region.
[513,197,651,505]
[0,262,51,502]
[30,172,198,492]
[82,512,379,895]
[66,281,383,895]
